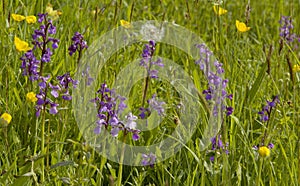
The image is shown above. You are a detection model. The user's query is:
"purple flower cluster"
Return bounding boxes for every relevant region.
[258,95,280,122]
[279,16,300,44]
[34,14,59,49]
[195,44,233,117]
[20,50,40,81]
[195,44,233,161]
[138,41,165,119]
[140,40,164,79]
[92,83,140,141]
[35,73,78,117]
[56,72,79,100]
[19,13,80,117]
[209,135,229,161]
[20,13,59,81]
[35,76,57,116]
[140,40,155,66]
[141,152,156,167]
[139,94,165,119]
[68,32,88,56]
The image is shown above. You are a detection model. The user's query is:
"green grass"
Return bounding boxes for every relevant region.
[1,0,300,185]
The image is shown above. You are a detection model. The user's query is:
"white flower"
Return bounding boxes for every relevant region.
[125,112,137,129]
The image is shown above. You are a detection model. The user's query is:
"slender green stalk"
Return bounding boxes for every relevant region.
[34,119,39,155]
[41,107,46,183]
[256,158,263,186]
[3,127,9,152]
[46,118,50,170]
[117,133,127,186]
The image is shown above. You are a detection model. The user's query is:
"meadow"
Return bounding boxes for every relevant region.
[0,0,300,185]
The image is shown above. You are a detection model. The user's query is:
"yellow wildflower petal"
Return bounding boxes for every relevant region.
[46,5,54,15]
[14,36,32,52]
[213,5,227,16]
[293,64,300,72]
[49,10,57,17]
[51,11,60,20]
[46,4,62,20]
[120,19,132,28]
[12,13,25,21]
[26,15,37,24]
[258,146,270,157]
[26,92,38,103]
[236,20,250,32]
[1,113,12,125]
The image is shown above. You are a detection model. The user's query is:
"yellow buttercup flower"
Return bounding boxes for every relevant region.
[26,16,37,24]
[213,5,227,16]
[46,3,62,20]
[12,13,25,21]
[14,36,31,52]
[293,64,300,72]
[0,113,12,125]
[26,92,37,102]
[258,146,270,157]
[120,19,132,28]
[236,20,250,32]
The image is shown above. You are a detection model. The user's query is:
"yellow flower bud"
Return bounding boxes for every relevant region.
[258,146,270,157]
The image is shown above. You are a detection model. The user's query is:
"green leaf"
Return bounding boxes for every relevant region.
[13,87,23,107]
[22,172,35,177]
[52,59,64,77]
[237,162,242,185]
[50,161,75,170]
[246,62,268,104]
[90,178,97,186]
[106,163,117,179]
[12,176,32,186]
